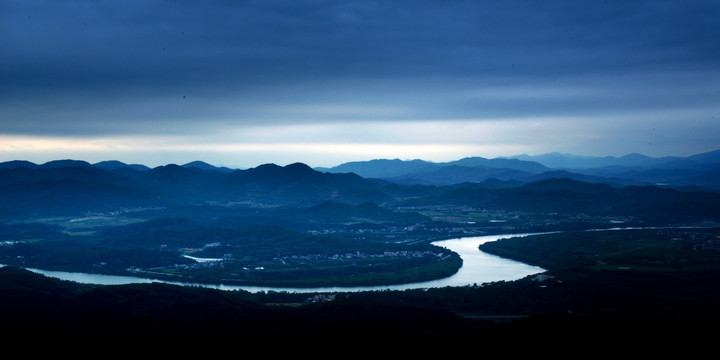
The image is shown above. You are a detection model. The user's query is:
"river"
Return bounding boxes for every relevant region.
[3,233,546,293]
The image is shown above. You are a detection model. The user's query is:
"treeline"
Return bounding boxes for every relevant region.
[0,220,461,287]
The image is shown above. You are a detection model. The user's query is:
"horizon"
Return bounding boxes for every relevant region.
[2,147,717,171]
[3,1,719,169]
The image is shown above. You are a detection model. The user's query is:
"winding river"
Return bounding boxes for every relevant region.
[3,233,546,293]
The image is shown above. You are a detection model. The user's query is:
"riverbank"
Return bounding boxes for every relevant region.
[1,232,546,293]
[2,228,719,356]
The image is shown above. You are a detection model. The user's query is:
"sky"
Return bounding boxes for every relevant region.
[2,0,719,169]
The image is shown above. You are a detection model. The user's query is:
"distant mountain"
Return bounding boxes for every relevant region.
[133,164,230,202]
[316,150,720,189]
[508,149,720,170]
[319,156,640,187]
[525,170,640,186]
[575,167,704,185]
[0,159,151,172]
[0,160,39,170]
[182,161,234,172]
[316,159,440,179]
[507,152,658,169]
[317,157,550,185]
[386,165,632,187]
[688,149,720,164]
[1,153,719,221]
[446,157,549,173]
[0,163,135,187]
[40,159,93,168]
[398,177,720,222]
[0,161,397,217]
[386,165,536,185]
[216,163,392,206]
[509,150,720,189]
[93,160,150,172]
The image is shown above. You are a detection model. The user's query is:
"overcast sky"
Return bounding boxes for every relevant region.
[2,0,719,168]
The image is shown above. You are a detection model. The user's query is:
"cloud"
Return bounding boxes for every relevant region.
[1,0,719,165]
[5,0,718,92]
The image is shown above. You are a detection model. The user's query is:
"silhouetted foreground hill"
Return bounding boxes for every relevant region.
[0,266,500,353]
[1,263,716,356]
[2,156,720,355]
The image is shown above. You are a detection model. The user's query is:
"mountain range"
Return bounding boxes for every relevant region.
[316,149,720,189]
[1,149,719,225]
[4,148,717,190]
[0,160,389,218]
[3,152,720,350]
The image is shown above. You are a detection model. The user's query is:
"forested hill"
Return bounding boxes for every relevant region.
[1,159,720,225]
[317,149,720,189]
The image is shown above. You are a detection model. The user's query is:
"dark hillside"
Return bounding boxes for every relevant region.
[0,178,163,218]
[1,261,716,355]
[387,165,535,185]
[137,164,227,198]
[0,266,492,352]
[0,160,40,170]
[300,201,430,224]
[318,158,440,178]
[94,160,151,171]
[399,177,720,222]
[216,163,392,205]
[0,165,130,186]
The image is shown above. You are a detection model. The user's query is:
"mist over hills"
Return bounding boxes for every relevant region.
[2,151,720,348]
[317,149,720,190]
[1,148,719,224]
[314,156,550,180]
[3,150,718,288]
[3,148,718,187]
[0,160,390,218]
[507,149,720,169]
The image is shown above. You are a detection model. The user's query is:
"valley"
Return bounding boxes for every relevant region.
[1,151,719,288]
[0,150,720,354]
[5,0,719,353]
[1,150,720,351]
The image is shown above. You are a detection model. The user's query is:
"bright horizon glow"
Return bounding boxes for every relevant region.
[3,113,714,169]
[0,134,532,169]
[2,1,719,168]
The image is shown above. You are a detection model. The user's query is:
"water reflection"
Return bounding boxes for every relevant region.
[4,233,546,293]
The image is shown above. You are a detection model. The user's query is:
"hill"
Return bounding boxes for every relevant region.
[1,157,719,223]
[318,156,549,180]
[318,149,720,190]
[1,155,720,354]
[397,177,720,223]
[3,226,719,355]
[0,160,395,216]
[2,156,720,288]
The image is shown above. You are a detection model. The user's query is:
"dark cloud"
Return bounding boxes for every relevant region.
[4,0,719,92]
[1,0,719,160]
